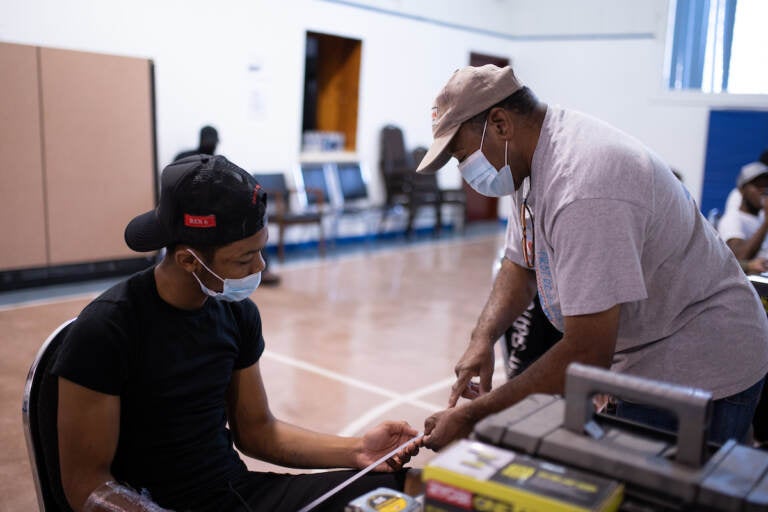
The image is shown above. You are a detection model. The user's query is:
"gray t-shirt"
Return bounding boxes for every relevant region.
[505,106,768,398]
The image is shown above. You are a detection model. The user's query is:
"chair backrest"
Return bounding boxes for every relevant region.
[410,146,440,192]
[298,163,332,207]
[252,173,289,215]
[22,318,77,512]
[379,125,413,175]
[412,146,428,168]
[252,172,288,196]
[335,162,369,202]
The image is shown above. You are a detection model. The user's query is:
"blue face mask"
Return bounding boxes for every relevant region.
[458,120,516,197]
[187,249,261,302]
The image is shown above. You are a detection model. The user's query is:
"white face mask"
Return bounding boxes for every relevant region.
[458,120,517,197]
[187,249,261,302]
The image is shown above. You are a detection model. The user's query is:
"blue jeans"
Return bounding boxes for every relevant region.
[614,377,765,445]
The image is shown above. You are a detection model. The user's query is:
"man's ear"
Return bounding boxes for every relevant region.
[488,107,513,140]
[174,246,199,273]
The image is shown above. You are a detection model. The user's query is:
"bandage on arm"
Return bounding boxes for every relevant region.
[82,481,172,512]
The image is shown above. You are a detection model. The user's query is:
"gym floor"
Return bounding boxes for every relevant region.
[0,222,510,511]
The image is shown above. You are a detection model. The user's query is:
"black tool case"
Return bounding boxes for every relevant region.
[472,363,768,511]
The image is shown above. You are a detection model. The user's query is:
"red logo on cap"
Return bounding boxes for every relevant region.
[252,184,262,205]
[184,214,216,228]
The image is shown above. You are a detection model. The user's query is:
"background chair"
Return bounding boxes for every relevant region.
[378,125,446,237]
[411,146,467,234]
[333,162,381,245]
[252,172,326,262]
[297,163,334,209]
[22,318,77,512]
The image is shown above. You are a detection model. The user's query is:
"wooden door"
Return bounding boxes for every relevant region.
[0,43,47,270]
[40,48,155,264]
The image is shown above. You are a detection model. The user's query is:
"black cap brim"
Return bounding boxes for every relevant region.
[124,209,170,252]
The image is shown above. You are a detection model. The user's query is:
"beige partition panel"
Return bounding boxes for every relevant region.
[0,43,47,270]
[40,48,155,265]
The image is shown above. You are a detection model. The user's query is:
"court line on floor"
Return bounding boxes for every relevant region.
[262,350,444,412]
[336,361,508,437]
[336,378,452,437]
[262,348,506,437]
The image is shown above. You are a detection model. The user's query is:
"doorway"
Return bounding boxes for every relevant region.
[302,32,362,152]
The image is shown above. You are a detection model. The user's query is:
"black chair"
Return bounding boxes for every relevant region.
[378,125,443,237]
[252,172,326,262]
[22,318,77,512]
[411,146,467,234]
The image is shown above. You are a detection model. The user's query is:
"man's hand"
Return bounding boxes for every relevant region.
[447,258,536,408]
[745,257,768,274]
[357,421,421,471]
[423,406,474,451]
[448,339,495,407]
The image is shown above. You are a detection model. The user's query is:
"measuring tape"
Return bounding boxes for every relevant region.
[297,432,424,512]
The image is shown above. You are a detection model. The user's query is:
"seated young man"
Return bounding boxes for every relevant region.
[718,161,768,274]
[54,155,420,512]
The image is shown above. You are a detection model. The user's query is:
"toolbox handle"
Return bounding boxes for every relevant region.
[563,362,713,467]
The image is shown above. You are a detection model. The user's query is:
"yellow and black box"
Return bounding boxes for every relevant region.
[345,487,421,512]
[423,439,623,512]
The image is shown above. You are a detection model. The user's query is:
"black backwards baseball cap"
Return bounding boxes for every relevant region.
[125,154,267,252]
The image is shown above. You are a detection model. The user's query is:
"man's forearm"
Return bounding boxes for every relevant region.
[736,222,768,260]
[471,258,536,345]
[238,418,359,469]
[463,337,579,421]
[465,306,620,423]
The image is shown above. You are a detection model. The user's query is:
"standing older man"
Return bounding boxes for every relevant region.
[417,64,768,450]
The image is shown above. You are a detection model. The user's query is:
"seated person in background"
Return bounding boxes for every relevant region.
[718,161,768,274]
[173,125,219,162]
[54,155,420,512]
[173,125,280,286]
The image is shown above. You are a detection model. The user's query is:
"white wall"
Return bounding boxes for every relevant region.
[2,0,768,226]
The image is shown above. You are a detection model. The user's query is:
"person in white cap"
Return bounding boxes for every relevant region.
[717,161,768,274]
[417,64,768,450]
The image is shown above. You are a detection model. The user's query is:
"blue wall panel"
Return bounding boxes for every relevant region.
[701,110,768,215]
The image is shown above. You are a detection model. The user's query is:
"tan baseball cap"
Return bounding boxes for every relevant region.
[416,64,523,174]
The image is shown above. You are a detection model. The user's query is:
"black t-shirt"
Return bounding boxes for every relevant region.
[504,294,562,379]
[173,149,201,162]
[52,267,264,508]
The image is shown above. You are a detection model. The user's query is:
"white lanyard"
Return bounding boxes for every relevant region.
[296,432,424,512]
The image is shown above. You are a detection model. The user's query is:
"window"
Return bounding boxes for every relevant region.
[667,0,768,94]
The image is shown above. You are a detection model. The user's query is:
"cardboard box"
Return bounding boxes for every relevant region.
[423,439,623,512]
